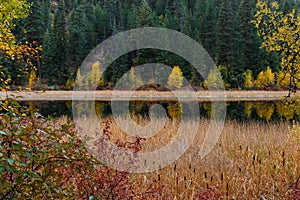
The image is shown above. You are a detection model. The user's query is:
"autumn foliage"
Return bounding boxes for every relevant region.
[252,0,300,93]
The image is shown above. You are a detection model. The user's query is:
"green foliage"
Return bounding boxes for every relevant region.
[0,100,96,199]
[168,66,183,89]
[216,0,235,68]
[2,0,300,89]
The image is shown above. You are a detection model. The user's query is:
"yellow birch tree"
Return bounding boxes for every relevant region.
[252,0,300,95]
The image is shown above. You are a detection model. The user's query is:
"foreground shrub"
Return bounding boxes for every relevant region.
[0,99,166,199]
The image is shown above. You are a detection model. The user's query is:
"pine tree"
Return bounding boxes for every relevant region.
[22,0,45,78]
[53,0,69,84]
[95,4,112,43]
[23,0,45,45]
[216,0,235,71]
[239,0,259,72]
[42,28,57,84]
[69,5,89,69]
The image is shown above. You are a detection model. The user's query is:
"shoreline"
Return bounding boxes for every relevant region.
[0,90,299,101]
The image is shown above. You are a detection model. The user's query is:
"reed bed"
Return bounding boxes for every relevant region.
[74,116,299,199]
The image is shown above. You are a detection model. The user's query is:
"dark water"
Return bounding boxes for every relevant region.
[22,100,300,122]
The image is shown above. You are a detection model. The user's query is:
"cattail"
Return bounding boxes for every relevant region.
[211,176,213,182]
[221,172,224,181]
[204,171,207,179]
[174,164,176,171]
[158,174,160,181]
[226,182,229,196]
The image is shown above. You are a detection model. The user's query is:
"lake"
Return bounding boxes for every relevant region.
[22,100,300,122]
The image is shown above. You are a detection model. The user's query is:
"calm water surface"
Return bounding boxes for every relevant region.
[22,100,300,122]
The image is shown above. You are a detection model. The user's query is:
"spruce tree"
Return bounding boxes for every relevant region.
[23,0,45,45]
[53,0,70,84]
[216,0,235,77]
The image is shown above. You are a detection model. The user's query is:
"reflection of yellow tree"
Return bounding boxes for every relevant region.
[254,102,274,121]
[167,102,182,120]
[130,101,144,117]
[244,102,253,117]
[276,101,294,121]
[28,102,36,114]
[95,102,107,118]
[203,102,211,117]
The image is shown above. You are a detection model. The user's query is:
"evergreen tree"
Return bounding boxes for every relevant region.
[69,5,89,69]
[42,28,57,84]
[239,0,257,71]
[53,0,70,84]
[23,0,45,78]
[23,0,45,45]
[216,0,235,71]
[95,4,112,43]
[201,0,219,59]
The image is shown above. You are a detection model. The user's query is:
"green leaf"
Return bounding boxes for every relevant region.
[25,152,32,158]
[17,161,27,167]
[7,158,14,165]
[0,167,4,173]
[16,176,22,184]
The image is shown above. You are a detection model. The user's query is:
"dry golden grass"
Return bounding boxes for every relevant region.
[74,116,300,199]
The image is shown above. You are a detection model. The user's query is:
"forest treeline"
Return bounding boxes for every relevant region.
[2,0,300,90]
